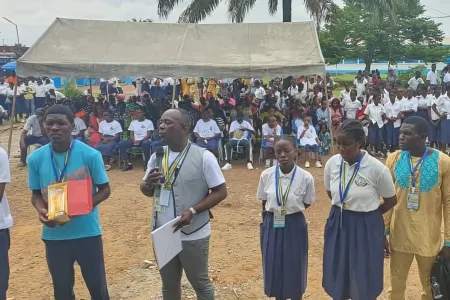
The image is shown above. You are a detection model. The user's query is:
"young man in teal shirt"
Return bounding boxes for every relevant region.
[28,104,111,300]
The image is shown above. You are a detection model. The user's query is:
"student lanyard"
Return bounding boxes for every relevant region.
[275,165,297,216]
[339,152,364,228]
[407,147,429,193]
[50,141,75,183]
[162,143,191,189]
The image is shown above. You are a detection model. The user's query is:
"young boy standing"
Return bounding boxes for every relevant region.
[262,116,282,168]
[298,116,322,168]
[342,89,362,120]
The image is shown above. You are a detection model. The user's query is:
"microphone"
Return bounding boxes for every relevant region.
[153,147,164,199]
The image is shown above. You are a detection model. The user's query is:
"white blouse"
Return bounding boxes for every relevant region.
[324,151,396,212]
[257,165,316,215]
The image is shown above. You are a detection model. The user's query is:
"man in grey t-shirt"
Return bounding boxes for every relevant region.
[19,108,50,167]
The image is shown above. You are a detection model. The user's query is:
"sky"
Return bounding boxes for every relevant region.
[1,0,450,47]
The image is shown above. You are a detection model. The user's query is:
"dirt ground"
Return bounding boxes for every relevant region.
[0,124,424,299]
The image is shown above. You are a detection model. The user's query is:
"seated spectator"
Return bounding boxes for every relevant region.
[95,111,123,171]
[71,115,87,142]
[222,115,255,171]
[48,89,66,104]
[262,116,282,168]
[259,105,285,123]
[0,104,7,124]
[316,99,330,132]
[19,108,50,167]
[194,107,221,157]
[85,105,105,147]
[297,116,322,168]
[318,124,331,156]
[118,106,154,171]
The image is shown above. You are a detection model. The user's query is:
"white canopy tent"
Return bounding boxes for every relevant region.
[17,18,325,78]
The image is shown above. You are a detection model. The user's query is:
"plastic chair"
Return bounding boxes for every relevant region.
[229,134,253,162]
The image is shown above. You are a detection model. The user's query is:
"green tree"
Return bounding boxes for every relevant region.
[130,18,153,22]
[319,0,448,71]
[156,0,406,25]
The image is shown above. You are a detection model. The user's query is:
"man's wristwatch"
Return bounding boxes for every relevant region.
[189,207,197,216]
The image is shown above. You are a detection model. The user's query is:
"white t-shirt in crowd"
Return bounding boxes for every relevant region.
[0,147,13,230]
[194,119,220,138]
[45,83,56,92]
[262,123,282,138]
[408,77,425,90]
[72,117,87,136]
[229,120,254,140]
[444,73,450,83]
[24,115,43,136]
[99,120,123,136]
[428,95,440,121]
[288,85,299,97]
[437,94,450,118]
[324,151,396,212]
[343,99,362,119]
[144,149,225,241]
[353,78,368,97]
[255,87,266,100]
[384,100,402,128]
[401,97,418,113]
[416,95,428,110]
[297,125,318,146]
[340,90,351,102]
[364,103,386,128]
[128,119,154,141]
[427,70,438,85]
[257,165,315,215]
[34,84,46,98]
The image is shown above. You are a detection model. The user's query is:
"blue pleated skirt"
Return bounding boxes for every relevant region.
[429,120,441,142]
[441,119,450,144]
[322,206,384,300]
[260,211,308,298]
[368,123,383,145]
[383,122,400,146]
[415,109,429,121]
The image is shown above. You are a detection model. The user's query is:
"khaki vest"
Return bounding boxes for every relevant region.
[151,144,210,235]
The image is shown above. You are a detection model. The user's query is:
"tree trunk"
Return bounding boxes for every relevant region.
[365,61,372,72]
[282,0,292,22]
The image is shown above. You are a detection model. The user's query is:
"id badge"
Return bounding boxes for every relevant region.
[154,196,166,212]
[407,193,419,211]
[159,189,171,207]
[273,213,285,228]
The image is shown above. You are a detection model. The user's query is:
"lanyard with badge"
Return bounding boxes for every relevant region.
[273,165,297,228]
[50,141,75,183]
[339,153,364,228]
[158,143,191,209]
[406,147,428,211]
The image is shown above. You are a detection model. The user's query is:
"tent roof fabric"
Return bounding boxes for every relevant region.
[17,18,325,78]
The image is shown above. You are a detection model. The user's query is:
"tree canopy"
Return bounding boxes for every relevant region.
[319,0,449,70]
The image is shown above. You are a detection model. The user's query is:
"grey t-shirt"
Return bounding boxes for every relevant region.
[24,115,43,136]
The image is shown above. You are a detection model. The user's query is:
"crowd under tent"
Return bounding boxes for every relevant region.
[16,18,325,79]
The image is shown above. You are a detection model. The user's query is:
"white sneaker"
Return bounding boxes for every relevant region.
[305,161,310,168]
[315,161,322,168]
[222,163,232,171]
[247,162,254,170]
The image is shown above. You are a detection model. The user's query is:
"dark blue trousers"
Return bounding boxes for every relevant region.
[43,235,109,300]
[0,229,10,300]
[20,135,51,164]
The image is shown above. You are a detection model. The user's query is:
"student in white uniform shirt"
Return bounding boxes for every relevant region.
[44,79,55,93]
[364,92,386,158]
[95,111,123,171]
[257,135,314,300]
[262,116,282,168]
[140,108,227,300]
[400,88,418,121]
[437,85,450,153]
[33,79,47,109]
[71,116,87,142]
[415,85,429,121]
[353,73,368,97]
[254,80,266,102]
[0,147,12,300]
[342,90,362,120]
[384,90,402,153]
[428,86,442,149]
[287,80,299,97]
[408,71,425,91]
[323,119,397,300]
[444,69,450,86]
[340,84,351,103]
[426,64,439,86]
[222,115,255,171]
[298,116,322,169]
[194,107,221,157]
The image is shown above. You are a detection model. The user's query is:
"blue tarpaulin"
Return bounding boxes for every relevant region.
[2,61,16,71]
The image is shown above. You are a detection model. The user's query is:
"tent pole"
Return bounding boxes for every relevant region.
[323,76,335,155]
[89,79,93,96]
[172,78,176,108]
[7,80,18,157]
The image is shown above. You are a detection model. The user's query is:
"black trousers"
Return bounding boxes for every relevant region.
[44,235,109,300]
[0,229,10,300]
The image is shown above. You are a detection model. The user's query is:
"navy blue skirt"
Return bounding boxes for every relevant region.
[429,120,441,143]
[260,211,308,298]
[383,122,400,146]
[368,123,383,145]
[441,119,450,144]
[323,206,384,300]
[415,109,429,121]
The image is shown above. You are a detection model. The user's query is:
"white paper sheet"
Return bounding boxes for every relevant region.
[151,216,182,269]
